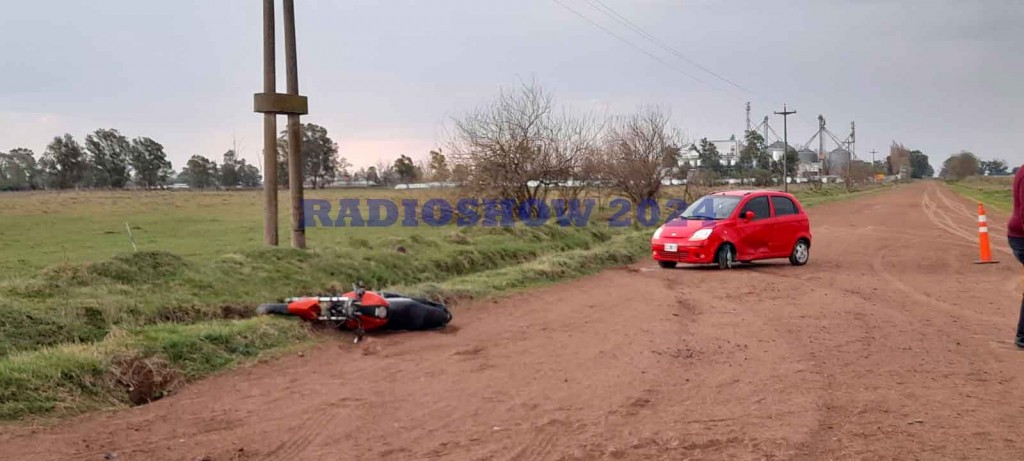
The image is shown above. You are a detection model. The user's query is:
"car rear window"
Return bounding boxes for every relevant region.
[740,196,770,220]
[771,196,798,216]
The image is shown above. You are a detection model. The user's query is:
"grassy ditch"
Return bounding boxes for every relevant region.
[0,317,310,420]
[0,225,613,356]
[0,228,646,420]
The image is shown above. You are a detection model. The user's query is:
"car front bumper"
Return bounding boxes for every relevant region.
[651,241,714,264]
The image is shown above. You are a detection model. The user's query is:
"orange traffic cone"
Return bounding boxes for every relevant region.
[975,202,999,264]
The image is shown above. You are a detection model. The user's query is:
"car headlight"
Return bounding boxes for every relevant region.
[652,226,664,240]
[689,228,713,241]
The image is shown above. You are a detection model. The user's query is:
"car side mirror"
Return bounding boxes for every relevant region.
[742,211,755,221]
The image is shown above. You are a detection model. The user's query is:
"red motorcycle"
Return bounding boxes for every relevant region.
[257,284,452,343]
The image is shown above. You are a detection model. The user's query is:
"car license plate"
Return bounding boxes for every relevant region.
[664,243,678,252]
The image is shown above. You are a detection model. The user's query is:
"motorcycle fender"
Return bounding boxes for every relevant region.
[287,298,321,321]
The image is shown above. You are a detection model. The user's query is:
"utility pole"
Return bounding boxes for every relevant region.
[283,0,306,249]
[255,0,309,249]
[870,149,878,173]
[260,0,278,246]
[774,104,796,192]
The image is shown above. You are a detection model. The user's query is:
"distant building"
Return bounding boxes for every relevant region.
[797,148,818,164]
[827,148,852,175]
[797,148,822,177]
[679,139,740,167]
[767,141,796,162]
[394,182,457,190]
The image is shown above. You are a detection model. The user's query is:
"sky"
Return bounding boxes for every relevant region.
[1,0,1021,173]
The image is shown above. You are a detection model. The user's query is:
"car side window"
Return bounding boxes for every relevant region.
[771,196,798,216]
[739,196,770,221]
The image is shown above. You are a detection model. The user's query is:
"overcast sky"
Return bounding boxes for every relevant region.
[1,0,1021,172]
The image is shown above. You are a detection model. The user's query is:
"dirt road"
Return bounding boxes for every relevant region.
[3,182,1023,460]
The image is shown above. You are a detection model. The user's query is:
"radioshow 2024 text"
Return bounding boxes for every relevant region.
[301,197,691,228]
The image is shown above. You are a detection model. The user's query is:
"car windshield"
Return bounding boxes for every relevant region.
[678,195,741,220]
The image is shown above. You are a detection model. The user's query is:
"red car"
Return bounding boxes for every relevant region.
[651,190,811,269]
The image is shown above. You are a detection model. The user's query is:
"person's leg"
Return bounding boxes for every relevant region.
[1010,237,1024,348]
[1018,266,1024,348]
[1017,295,1024,347]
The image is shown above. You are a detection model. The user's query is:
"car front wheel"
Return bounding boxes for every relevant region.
[716,244,735,270]
[789,239,810,266]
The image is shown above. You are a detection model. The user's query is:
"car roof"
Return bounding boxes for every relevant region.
[710,189,789,197]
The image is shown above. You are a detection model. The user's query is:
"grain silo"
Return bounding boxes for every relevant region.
[828,148,851,173]
[797,148,818,164]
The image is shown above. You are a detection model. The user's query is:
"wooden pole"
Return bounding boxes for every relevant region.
[262,0,279,246]
[283,0,305,249]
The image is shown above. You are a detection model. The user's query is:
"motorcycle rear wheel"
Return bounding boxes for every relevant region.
[257,303,290,315]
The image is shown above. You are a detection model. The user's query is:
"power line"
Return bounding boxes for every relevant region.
[551,0,715,88]
[583,0,752,94]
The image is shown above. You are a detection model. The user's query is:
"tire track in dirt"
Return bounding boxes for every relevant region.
[261,402,341,461]
[933,183,1010,243]
[924,183,1018,295]
[500,420,564,461]
[934,184,982,221]
[922,186,978,244]
[870,241,1003,325]
[781,182,1024,459]
[923,183,1011,254]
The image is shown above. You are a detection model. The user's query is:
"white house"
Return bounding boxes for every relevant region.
[679,138,740,167]
[767,141,796,162]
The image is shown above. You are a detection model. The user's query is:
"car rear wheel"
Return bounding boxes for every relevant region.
[789,239,810,266]
[657,260,677,269]
[716,244,735,270]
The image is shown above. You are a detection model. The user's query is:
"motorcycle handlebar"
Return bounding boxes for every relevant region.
[285,296,353,303]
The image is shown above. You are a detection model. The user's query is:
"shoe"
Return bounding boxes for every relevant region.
[1016,338,1024,349]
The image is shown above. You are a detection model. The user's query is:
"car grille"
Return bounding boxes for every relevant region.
[655,250,688,261]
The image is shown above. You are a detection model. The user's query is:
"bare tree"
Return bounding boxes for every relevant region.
[448,81,602,205]
[579,147,614,211]
[845,160,874,186]
[603,106,682,206]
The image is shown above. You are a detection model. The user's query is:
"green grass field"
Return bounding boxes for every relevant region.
[0,188,462,277]
[947,176,1013,213]
[0,183,886,420]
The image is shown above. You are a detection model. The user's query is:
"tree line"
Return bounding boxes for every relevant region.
[0,125,345,191]
[939,151,1014,180]
[7,85,953,197]
[0,122,468,192]
[0,130,173,191]
[0,129,269,191]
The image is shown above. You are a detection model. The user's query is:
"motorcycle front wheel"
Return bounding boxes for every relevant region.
[385,298,452,331]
